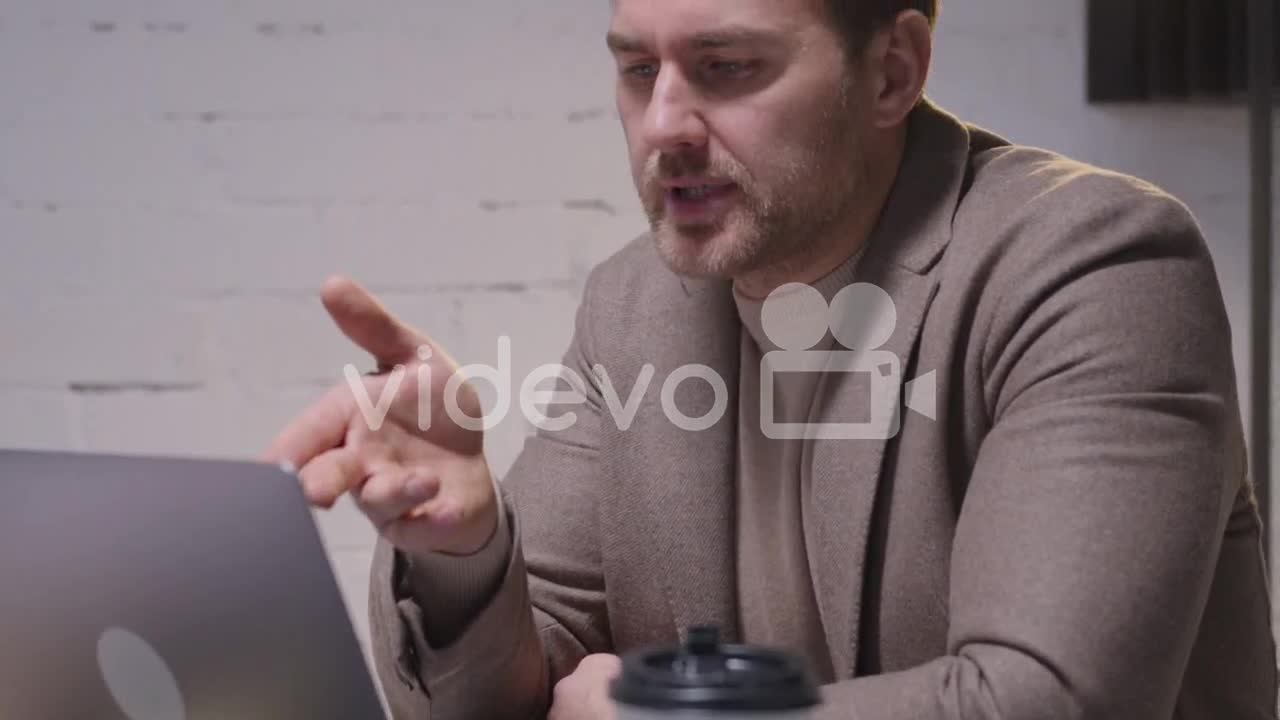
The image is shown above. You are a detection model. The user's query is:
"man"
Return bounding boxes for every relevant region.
[267,0,1278,718]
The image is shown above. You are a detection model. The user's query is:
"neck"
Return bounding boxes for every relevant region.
[733,125,907,301]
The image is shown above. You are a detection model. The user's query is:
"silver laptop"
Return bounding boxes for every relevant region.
[0,449,388,719]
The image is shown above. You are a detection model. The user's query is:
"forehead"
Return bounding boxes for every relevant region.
[608,0,824,49]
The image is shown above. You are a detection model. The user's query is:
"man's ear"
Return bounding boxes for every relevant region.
[864,10,933,129]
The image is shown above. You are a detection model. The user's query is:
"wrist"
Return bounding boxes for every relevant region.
[433,462,502,557]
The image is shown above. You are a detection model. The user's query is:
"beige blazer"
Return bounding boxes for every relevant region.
[367,100,1277,720]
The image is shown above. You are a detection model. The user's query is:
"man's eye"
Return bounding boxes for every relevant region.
[623,63,659,80]
[705,59,758,78]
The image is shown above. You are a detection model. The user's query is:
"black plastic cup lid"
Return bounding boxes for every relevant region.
[609,626,821,712]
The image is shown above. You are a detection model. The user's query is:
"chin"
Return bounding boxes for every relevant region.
[652,220,758,279]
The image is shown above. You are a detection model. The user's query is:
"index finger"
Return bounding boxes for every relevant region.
[262,382,354,468]
[320,275,433,369]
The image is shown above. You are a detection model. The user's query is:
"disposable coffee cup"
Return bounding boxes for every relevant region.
[609,625,822,719]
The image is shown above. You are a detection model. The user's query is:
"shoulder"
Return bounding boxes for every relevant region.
[941,130,1223,328]
[954,134,1207,267]
[581,232,671,302]
[942,131,1237,413]
[562,232,700,361]
[576,231,700,322]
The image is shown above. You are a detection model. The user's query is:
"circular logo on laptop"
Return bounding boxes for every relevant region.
[97,627,187,720]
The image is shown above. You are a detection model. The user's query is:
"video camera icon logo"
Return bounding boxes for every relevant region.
[759,282,934,440]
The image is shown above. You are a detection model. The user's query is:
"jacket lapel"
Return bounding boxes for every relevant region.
[616,274,743,643]
[809,100,974,679]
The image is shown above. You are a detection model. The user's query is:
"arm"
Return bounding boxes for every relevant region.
[368,273,612,720]
[818,194,1249,719]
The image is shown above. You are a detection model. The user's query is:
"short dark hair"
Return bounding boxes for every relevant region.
[822,0,939,55]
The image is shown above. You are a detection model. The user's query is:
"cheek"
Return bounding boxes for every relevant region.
[616,108,649,179]
[737,92,852,171]
[708,110,795,178]
[626,144,648,186]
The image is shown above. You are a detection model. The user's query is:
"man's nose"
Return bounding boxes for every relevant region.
[641,67,708,153]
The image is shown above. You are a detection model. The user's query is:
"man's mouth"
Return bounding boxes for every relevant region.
[671,184,734,201]
[662,181,739,224]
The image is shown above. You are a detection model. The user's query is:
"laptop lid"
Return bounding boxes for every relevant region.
[0,449,387,719]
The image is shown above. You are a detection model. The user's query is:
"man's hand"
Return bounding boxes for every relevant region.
[549,654,622,720]
[265,275,498,557]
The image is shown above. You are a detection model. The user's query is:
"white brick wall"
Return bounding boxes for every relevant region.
[0,0,635,692]
[2,0,1277,697]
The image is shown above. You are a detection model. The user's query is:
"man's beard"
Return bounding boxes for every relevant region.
[638,103,863,280]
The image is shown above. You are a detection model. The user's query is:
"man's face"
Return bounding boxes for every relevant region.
[608,0,872,279]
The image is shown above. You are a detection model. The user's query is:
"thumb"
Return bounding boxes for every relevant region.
[320,275,434,368]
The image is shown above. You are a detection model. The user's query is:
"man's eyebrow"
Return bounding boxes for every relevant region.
[688,26,780,49]
[606,31,645,53]
[606,26,781,53]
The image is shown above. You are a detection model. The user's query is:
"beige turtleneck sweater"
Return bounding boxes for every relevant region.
[731,246,865,685]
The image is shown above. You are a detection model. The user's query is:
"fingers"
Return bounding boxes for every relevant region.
[268,274,458,471]
[550,654,622,720]
[263,382,354,468]
[354,466,441,531]
[298,445,372,508]
[579,654,623,677]
[320,275,436,369]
